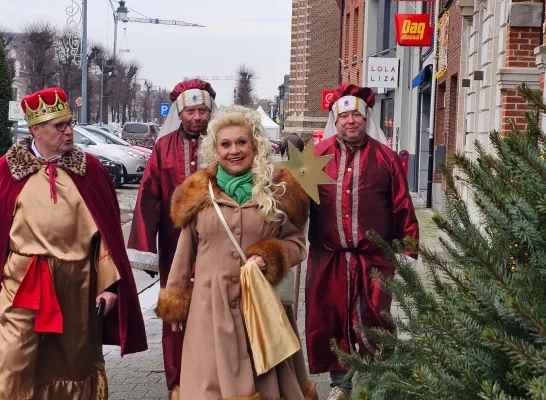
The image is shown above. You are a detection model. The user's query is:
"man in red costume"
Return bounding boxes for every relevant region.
[127,79,218,394]
[0,87,147,399]
[305,84,419,400]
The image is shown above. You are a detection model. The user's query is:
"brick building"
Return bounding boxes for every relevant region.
[430,0,543,214]
[340,0,366,84]
[285,0,340,140]
[431,2,462,200]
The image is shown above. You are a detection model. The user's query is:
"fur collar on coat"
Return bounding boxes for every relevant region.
[170,165,310,231]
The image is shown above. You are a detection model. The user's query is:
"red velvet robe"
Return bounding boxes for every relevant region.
[305,135,419,374]
[0,153,147,356]
[127,128,199,390]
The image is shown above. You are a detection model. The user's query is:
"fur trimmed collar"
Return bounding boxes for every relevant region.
[5,136,86,181]
[170,166,310,230]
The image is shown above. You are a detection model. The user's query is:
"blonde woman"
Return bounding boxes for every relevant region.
[155,106,317,400]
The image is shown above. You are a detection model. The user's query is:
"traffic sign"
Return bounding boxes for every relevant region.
[159,103,170,117]
[321,90,335,110]
[75,97,83,107]
[9,101,24,121]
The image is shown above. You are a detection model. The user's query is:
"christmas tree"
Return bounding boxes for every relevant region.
[0,41,13,156]
[337,84,546,400]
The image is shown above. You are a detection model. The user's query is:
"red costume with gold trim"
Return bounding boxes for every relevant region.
[0,88,147,399]
[305,84,419,373]
[127,79,217,390]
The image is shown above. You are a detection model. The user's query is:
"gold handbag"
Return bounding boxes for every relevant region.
[209,181,301,375]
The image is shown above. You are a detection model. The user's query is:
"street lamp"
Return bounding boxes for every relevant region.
[110,0,130,55]
[99,60,117,125]
[81,0,88,124]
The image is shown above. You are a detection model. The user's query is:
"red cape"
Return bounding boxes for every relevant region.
[0,153,147,356]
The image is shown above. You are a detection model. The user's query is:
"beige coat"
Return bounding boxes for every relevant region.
[155,167,317,400]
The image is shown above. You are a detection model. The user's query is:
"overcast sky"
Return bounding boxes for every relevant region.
[1,0,292,106]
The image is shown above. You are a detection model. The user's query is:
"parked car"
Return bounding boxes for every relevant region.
[121,122,159,147]
[95,155,125,188]
[10,126,126,187]
[74,126,147,183]
[81,124,152,160]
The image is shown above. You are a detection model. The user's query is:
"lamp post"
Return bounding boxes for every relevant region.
[99,60,116,125]
[81,0,88,124]
[112,0,129,55]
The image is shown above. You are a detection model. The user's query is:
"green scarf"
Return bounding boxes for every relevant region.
[216,165,254,205]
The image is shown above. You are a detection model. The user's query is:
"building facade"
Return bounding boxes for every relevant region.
[285,0,340,140]
[450,0,543,213]
[340,0,366,84]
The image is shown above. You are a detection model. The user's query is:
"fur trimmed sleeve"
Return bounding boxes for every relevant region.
[245,218,307,286]
[155,288,192,324]
[154,219,197,324]
[245,238,291,286]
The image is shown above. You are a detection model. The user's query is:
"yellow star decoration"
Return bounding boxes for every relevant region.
[276,140,336,204]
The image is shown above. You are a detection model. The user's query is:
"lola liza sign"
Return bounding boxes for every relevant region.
[367,57,400,89]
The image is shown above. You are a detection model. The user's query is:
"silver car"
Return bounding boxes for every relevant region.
[74,127,147,183]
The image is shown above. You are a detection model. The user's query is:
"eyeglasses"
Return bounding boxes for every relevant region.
[47,120,77,132]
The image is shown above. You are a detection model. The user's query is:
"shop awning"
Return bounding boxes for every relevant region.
[411,64,433,89]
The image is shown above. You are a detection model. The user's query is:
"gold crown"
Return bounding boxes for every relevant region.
[24,91,72,127]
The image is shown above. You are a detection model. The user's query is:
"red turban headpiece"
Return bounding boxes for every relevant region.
[328,83,375,111]
[170,79,217,102]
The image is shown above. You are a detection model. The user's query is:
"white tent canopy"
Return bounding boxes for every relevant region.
[256,106,280,140]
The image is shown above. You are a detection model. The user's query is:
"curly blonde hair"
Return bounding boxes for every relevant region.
[200,106,287,222]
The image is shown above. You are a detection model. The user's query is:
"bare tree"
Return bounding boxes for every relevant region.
[21,21,57,92]
[234,64,256,106]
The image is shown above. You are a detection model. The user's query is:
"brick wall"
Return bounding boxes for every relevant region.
[286,0,340,136]
[341,0,365,84]
[433,2,462,184]
[500,0,542,133]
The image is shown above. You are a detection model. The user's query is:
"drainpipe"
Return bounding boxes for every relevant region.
[338,0,346,84]
[427,0,441,209]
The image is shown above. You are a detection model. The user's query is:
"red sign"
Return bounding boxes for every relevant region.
[394,14,432,47]
[322,90,335,110]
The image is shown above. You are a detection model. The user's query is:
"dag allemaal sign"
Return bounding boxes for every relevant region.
[367,57,400,89]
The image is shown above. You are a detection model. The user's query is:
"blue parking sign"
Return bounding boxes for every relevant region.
[159,103,170,117]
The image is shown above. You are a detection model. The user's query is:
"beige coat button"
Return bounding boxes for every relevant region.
[234,228,241,235]
[231,276,239,284]
[230,301,238,309]
[233,252,240,259]
[347,167,352,172]
[191,161,196,166]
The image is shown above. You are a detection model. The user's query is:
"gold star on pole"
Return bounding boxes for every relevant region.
[276,140,335,204]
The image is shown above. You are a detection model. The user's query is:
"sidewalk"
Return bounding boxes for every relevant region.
[105,193,439,399]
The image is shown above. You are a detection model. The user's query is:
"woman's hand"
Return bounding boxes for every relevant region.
[96,292,117,315]
[248,255,266,273]
[172,322,184,332]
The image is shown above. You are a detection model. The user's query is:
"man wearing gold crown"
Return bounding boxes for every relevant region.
[305,83,419,400]
[0,87,147,399]
[127,79,218,394]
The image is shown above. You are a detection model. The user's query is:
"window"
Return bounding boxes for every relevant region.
[353,7,360,57]
[344,13,351,62]
[123,123,149,134]
[380,98,395,140]
[383,0,392,51]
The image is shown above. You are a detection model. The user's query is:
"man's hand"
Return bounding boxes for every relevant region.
[96,292,117,315]
[248,255,266,273]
